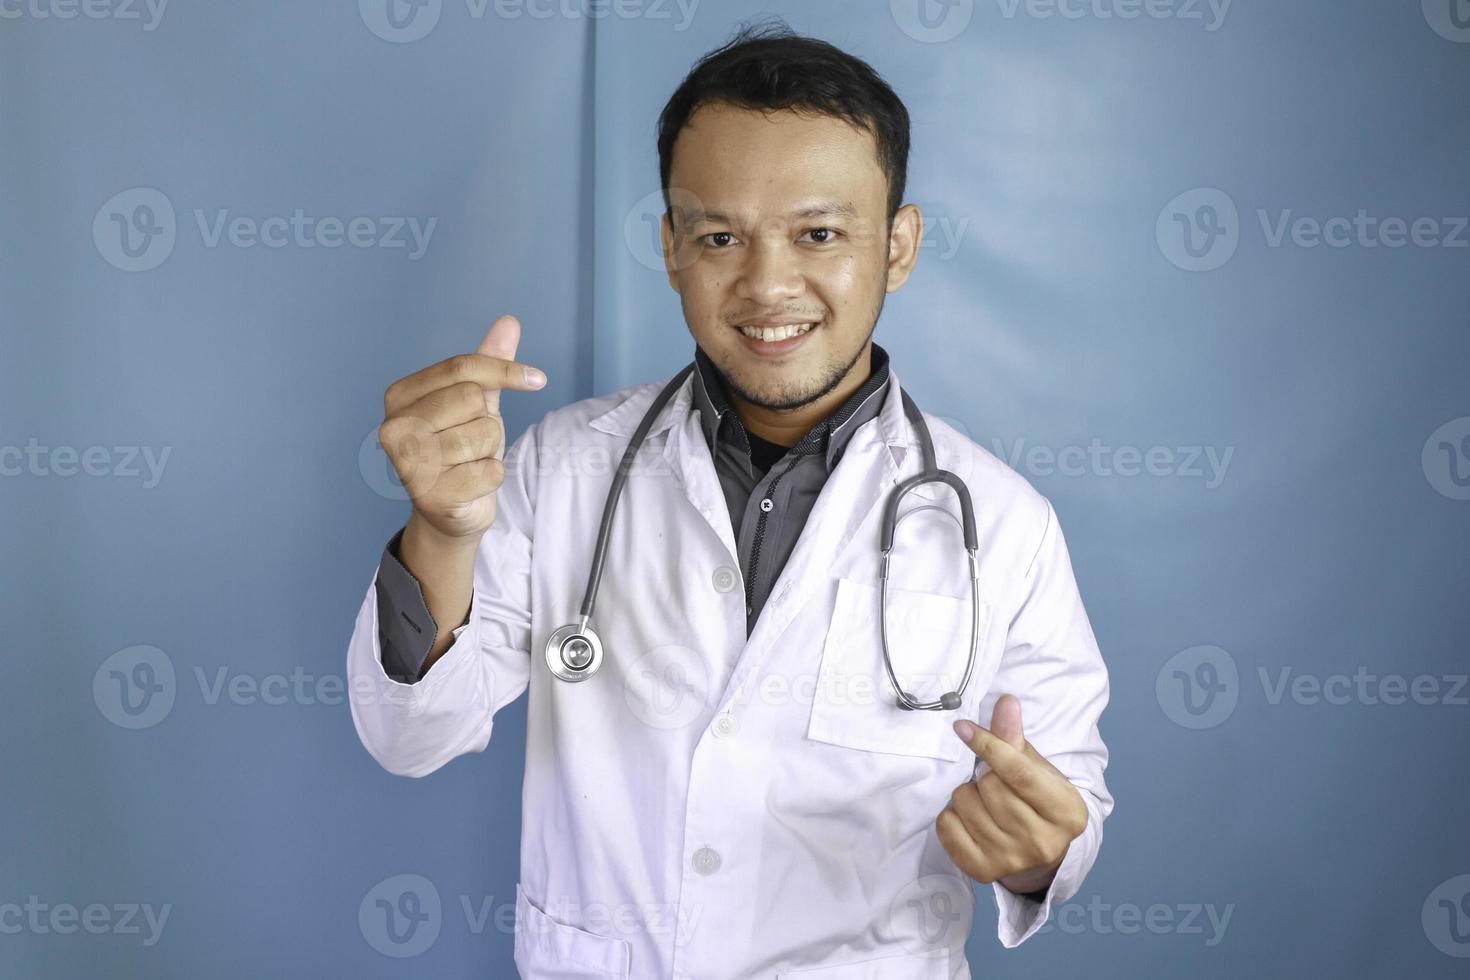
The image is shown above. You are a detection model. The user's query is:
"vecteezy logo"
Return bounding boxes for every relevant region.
[1423,0,1470,42]
[93,645,176,729]
[1422,417,1470,501]
[1156,188,1239,272]
[360,423,407,502]
[360,874,442,957]
[624,645,711,731]
[624,186,708,274]
[889,874,971,956]
[1156,644,1238,729]
[359,0,442,42]
[1423,874,1470,957]
[890,0,974,43]
[93,188,176,272]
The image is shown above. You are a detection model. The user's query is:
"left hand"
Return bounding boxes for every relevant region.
[936,693,1089,893]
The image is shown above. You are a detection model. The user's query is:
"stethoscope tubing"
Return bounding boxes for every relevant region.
[547,362,982,710]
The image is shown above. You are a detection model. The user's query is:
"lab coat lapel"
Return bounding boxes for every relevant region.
[587,370,740,567]
[659,374,741,564]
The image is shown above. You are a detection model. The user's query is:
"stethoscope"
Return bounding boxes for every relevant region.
[544,361,982,711]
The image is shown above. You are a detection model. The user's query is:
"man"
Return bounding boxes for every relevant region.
[349,22,1112,979]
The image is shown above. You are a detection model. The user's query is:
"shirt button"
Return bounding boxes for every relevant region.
[691,846,722,876]
[759,497,774,513]
[711,565,738,593]
[713,713,737,737]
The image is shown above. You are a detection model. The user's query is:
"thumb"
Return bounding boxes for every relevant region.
[989,692,1025,751]
[478,313,521,360]
[953,693,1027,778]
[477,314,523,417]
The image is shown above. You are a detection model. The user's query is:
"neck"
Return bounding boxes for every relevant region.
[729,340,873,447]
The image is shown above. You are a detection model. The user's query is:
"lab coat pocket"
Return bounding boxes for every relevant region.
[806,575,991,763]
[513,882,631,979]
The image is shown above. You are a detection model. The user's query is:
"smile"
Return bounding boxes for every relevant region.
[735,322,817,342]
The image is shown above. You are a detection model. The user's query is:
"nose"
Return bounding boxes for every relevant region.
[733,238,804,306]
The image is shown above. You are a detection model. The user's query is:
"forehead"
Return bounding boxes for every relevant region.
[667,102,887,218]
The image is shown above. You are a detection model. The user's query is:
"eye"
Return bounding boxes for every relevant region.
[802,227,841,244]
[700,231,737,248]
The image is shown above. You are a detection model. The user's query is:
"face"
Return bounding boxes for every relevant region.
[661,102,922,412]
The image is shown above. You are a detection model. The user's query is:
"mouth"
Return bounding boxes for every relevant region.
[730,319,820,357]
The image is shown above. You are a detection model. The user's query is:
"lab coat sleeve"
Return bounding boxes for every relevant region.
[345,421,540,778]
[981,498,1113,948]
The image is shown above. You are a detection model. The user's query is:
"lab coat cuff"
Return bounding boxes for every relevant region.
[991,794,1100,948]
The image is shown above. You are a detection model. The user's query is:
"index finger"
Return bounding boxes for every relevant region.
[954,720,1074,820]
[385,351,545,418]
[955,720,1029,783]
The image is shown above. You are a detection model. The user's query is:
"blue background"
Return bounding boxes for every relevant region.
[2,0,1467,976]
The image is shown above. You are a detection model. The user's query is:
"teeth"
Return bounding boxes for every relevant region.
[738,322,816,342]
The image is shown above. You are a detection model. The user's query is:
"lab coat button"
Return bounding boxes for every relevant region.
[691,846,721,875]
[711,565,738,593]
[713,713,737,737]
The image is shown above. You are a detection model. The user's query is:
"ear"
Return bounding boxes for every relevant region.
[661,210,680,293]
[884,203,924,293]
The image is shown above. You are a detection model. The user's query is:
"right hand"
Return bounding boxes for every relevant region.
[378,314,547,541]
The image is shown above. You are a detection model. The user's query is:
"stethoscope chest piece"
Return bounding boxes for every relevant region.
[545,623,603,682]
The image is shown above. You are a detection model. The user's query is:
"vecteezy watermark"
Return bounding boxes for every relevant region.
[0,898,171,947]
[992,437,1233,489]
[0,0,168,30]
[888,874,973,957]
[1035,894,1234,946]
[1422,0,1470,43]
[0,439,171,488]
[912,206,972,261]
[624,644,714,731]
[93,187,437,272]
[358,874,703,957]
[889,0,975,43]
[1423,874,1470,958]
[1156,188,1239,272]
[1423,417,1470,501]
[620,187,969,274]
[92,646,440,729]
[360,875,441,958]
[621,656,981,735]
[358,0,699,43]
[990,0,1230,29]
[1157,644,1469,729]
[359,417,685,502]
[93,646,177,730]
[1156,644,1239,729]
[890,0,1230,43]
[1158,187,1469,271]
[1256,666,1468,708]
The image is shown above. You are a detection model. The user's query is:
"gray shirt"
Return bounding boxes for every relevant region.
[374,341,892,684]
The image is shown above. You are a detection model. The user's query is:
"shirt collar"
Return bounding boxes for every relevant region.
[691,340,892,471]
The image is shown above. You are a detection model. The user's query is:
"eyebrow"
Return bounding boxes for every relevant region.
[676,201,861,226]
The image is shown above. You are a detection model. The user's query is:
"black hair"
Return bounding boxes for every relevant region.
[656,19,911,227]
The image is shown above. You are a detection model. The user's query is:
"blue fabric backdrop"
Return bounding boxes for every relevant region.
[2,0,1467,976]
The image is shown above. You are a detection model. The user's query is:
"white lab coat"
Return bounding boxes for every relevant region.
[347,365,1113,979]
